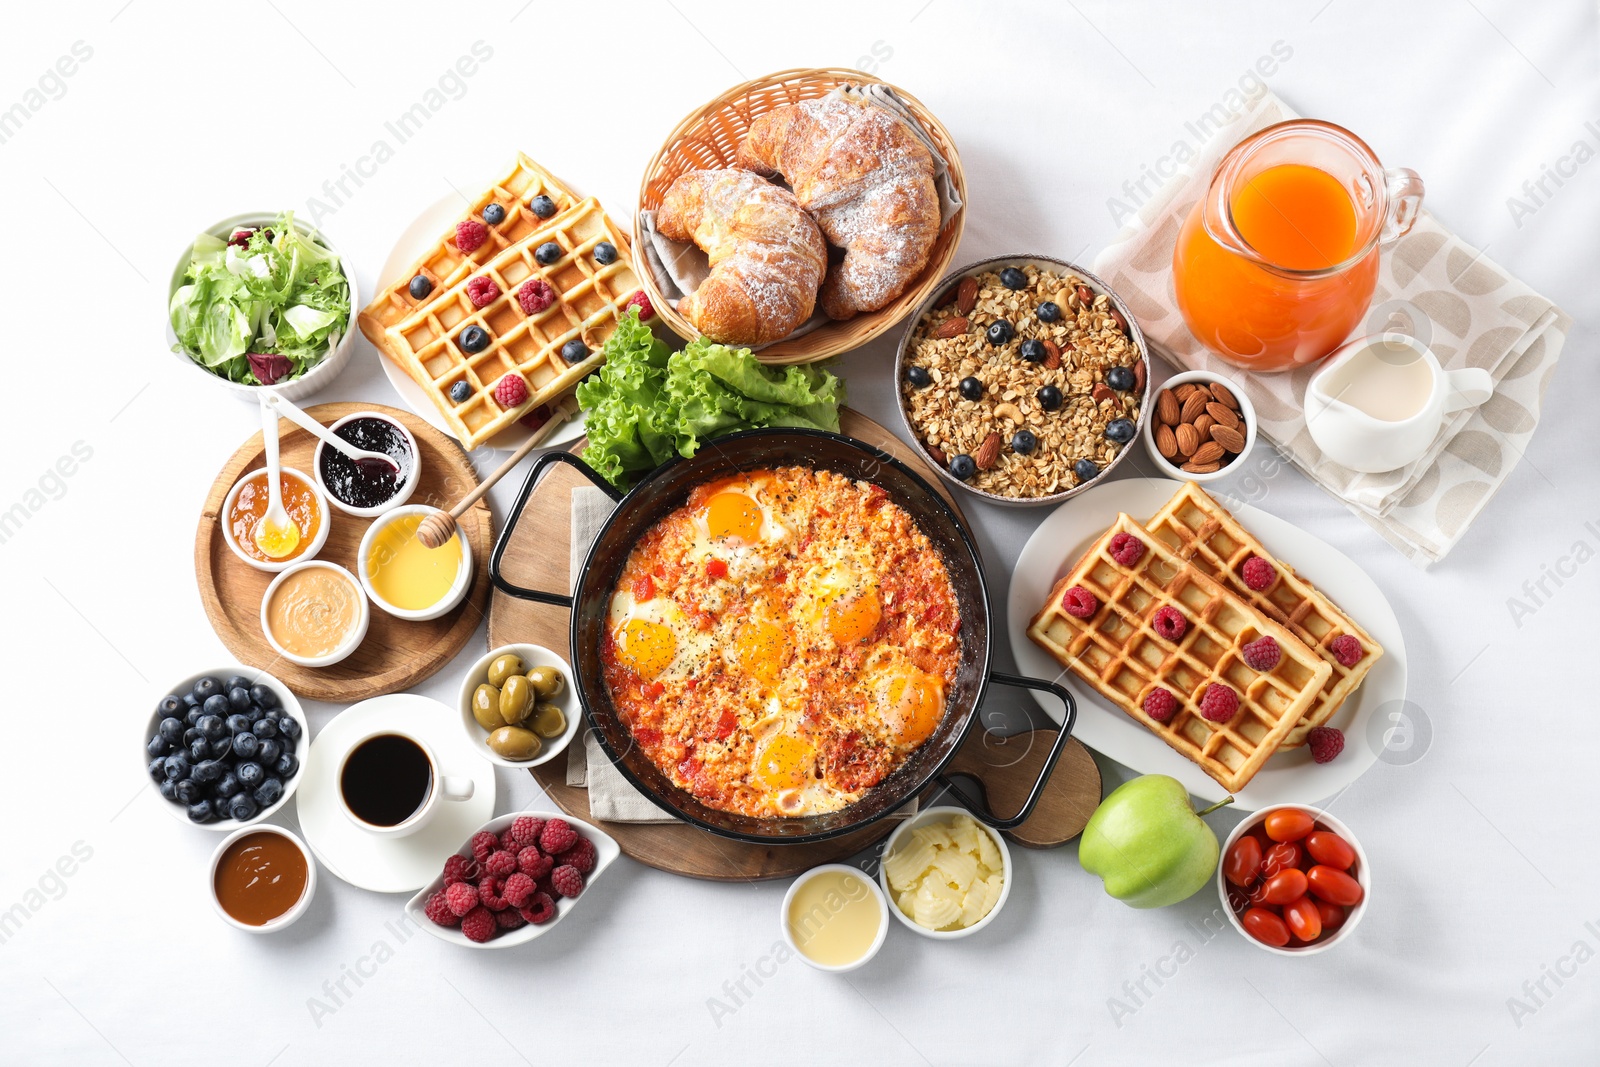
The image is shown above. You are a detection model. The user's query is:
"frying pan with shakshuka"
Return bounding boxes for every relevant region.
[488,428,1077,845]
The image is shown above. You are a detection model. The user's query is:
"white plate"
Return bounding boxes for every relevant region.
[1006,477,1406,809]
[403,811,619,950]
[374,192,586,452]
[297,693,497,893]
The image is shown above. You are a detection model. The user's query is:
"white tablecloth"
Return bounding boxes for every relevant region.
[5,2,1597,1063]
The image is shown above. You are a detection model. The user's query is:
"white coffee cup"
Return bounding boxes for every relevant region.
[336,728,474,838]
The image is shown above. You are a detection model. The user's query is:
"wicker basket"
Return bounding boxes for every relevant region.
[636,67,967,365]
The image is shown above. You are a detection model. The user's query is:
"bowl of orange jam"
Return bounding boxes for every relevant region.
[220,467,331,573]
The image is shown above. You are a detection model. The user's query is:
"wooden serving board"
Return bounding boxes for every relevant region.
[488,410,1100,880]
[196,402,492,703]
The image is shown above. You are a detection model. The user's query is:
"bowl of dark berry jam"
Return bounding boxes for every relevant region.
[314,411,419,518]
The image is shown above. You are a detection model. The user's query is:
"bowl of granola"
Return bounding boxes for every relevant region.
[894,256,1151,506]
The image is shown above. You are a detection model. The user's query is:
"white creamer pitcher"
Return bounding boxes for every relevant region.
[1305,333,1493,473]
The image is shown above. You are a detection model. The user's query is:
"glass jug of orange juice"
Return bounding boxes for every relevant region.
[1172,120,1424,372]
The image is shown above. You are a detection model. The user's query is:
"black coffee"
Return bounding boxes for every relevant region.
[341,734,432,826]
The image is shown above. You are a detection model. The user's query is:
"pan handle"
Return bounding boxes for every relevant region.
[937,671,1078,831]
[488,450,623,608]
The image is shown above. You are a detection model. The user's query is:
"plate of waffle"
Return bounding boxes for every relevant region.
[362,153,649,453]
[1006,478,1405,808]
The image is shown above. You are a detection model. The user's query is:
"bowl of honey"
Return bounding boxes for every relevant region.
[357,504,473,621]
[220,467,331,573]
[208,823,316,932]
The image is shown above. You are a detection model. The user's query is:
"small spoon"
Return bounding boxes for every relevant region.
[255,398,301,559]
[416,403,576,549]
[261,392,402,481]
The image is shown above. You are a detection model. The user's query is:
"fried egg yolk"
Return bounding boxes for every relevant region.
[880,670,946,746]
[825,587,882,646]
[615,618,676,680]
[703,490,765,544]
[753,733,815,791]
[731,618,790,686]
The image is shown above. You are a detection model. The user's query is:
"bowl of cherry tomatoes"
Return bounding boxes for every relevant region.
[1217,805,1369,956]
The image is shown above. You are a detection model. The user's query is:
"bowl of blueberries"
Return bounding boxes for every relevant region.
[144,666,308,829]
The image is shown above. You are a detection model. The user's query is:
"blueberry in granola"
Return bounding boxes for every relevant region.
[1074,458,1100,482]
[1012,430,1037,455]
[999,267,1028,290]
[1020,339,1047,364]
[949,455,977,481]
[1037,384,1062,411]
[906,365,931,388]
[1106,418,1136,444]
[985,320,1014,346]
[1107,365,1136,391]
[959,376,984,401]
[1036,301,1061,323]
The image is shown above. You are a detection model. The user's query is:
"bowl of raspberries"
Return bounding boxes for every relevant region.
[406,812,618,948]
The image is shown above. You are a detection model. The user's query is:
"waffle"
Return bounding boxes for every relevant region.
[358,153,582,355]
[1144,482,1383,747]
[377,197,642,450]
[1027,514,1332,793]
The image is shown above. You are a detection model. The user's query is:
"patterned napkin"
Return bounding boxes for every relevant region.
[1094,91,1571,566]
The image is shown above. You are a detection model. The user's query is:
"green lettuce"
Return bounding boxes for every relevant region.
[168,212,350,385]
[576,311,844,489]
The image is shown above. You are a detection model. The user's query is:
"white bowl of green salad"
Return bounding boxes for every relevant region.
[167,212,357,403]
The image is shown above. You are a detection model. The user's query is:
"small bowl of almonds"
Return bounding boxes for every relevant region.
[1143,369,1256,483]
[895,255,1150,506]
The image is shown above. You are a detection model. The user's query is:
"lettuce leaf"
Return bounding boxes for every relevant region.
[168,212,349,384]
[576,313,845,489]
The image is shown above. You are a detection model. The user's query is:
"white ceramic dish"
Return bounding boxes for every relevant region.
[404,812,619,950]
[166,212,357,404]
[374,191,585,451]
[1142,369,1259,484]
[356,504,473,621]
[219,466,332,574]
[1005,477,1407,808]
[296,694,496,893]
[312,409,421,518]
[893,254,1152,508]
[208,824,318,933]
[781,863,890,972]
[1218,805,1371,955]
[877,806,1012,940]
[143,666,308,831]
[259,561,369,668]
[456,644,580,769]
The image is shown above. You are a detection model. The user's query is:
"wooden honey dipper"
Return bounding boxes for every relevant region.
[416,405,576,550]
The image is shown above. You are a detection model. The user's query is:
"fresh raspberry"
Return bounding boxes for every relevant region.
[564,836,596,875]
[444,881,479,917]
[423,890,459,927]
[1241,555,1275,591]
[493,374,529,408]
[442,853,479,886]
[477,875,508,911]
[1108,532,1146,567]
[469,831,498,863]
[1062,585,1099,619]
[499,828,520,853]
[1200,683,1239,723]
[484,850,517,879]
[495,907,527,930]
[550,864,585,899]
[1152,606,1187,642]
[460,905,497,943]
[626,290,654,321]
[518,846,553,880]
[1242,635,1282,671]
[466,275,501,308]
[519,404,553,432]
[1307,726,1345,763]
[1142,687,1176,723]
[510,816,547,850]
[455,219,489,253]
[539,818,578,855]
[517,278,557,315]
[518,892,557,925]
[1329,634,1365,667]
[503,872,537,908]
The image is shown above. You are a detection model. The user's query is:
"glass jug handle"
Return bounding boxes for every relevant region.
[1381,168,1425,244]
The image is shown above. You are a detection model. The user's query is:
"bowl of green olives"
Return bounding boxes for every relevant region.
[456,644,579,768]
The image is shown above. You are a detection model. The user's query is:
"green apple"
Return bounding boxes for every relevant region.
[1079,775,1234,909]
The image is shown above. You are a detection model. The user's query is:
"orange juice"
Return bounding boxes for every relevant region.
[1231,164,1358,270]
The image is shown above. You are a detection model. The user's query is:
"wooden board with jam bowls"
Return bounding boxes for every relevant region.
[486,410,1102,880]
[196,402,492,702]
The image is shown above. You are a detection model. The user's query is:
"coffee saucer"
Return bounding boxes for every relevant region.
[299,694,496,893]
